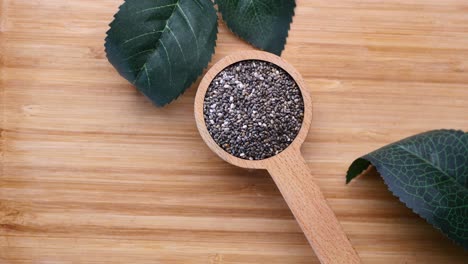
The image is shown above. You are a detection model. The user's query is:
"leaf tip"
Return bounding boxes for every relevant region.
[346,158,372,184]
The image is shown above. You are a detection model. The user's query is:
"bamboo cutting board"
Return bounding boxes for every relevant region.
[1,0,468,263]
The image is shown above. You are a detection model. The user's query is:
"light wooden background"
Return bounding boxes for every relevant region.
[1,0,467,263]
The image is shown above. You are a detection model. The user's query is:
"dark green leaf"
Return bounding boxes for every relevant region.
[105,0,218,106]
[216,0,295,55]
[347,130,468,249]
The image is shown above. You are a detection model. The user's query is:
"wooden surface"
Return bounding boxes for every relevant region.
[1,0,468,263]
[195,51,360,263]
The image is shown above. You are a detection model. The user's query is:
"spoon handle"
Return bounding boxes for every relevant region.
[267,152,361,264]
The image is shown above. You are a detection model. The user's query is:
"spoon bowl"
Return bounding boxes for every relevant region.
[195,51,312,169]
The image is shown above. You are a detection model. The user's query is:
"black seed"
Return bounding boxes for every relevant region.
[203,60,305,161]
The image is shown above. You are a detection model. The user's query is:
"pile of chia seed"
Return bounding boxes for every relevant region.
[203,60,305,160]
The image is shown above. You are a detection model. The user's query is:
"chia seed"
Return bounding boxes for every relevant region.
[203,60,305,160]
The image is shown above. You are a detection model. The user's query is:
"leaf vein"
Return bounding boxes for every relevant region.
[176,4,199,59]
[249,0,266,40]
[398,145,459,185]
[143,65,151,88]
[167,25,187,64]
[123,49,155,61]
[159,39,173,90]
[135,3,177,14]
[123,30,163,45]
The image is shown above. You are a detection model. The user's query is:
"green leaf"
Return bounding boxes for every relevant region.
[347,130,468,249]
[105,0,218,106]
[216,0,296,55]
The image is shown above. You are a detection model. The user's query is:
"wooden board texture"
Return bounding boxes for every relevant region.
[1,0,467,263]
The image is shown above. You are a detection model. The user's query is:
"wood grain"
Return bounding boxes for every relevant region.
[1,0,468,263]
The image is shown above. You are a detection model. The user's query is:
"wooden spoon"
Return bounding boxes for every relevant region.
[194,51,361,264]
